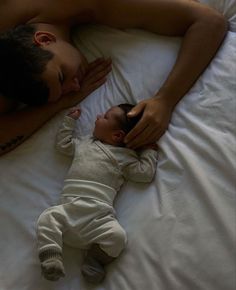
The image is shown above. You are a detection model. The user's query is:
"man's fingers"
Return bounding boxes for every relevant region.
[82,62,111,89]
[86,58,112,78]
[78,57,111,96]
[86,65,111,84]
[124,117,147,144]
[124,102,146,144]
[126,126,161,149]
[126,125,151,149]
[127,102,145,117]
[82,76,107,96]
[90,76,107,90]
[87,57,107,69]
[82,64,111,90]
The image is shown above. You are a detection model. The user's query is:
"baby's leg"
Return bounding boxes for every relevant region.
[81,244,114,284]
[81,221,127,284]
[40,251,65,281]
[37,206,66,281]
[78,199,127,283]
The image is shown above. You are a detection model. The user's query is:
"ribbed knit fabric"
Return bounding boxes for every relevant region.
[39,249,62,262]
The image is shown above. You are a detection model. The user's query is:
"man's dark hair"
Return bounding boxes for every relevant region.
[0,24,53,105]
[117,103,143,134]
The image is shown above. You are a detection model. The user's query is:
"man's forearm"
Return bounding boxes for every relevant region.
[157,11,227,108]
[0,103,61,156]
[98,0,227,109]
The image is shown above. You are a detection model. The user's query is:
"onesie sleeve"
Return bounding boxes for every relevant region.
[55,116,77,156]
[123,149,158,183]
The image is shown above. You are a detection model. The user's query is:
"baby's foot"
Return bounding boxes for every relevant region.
[41,258,65,281]
[81,256,105,284]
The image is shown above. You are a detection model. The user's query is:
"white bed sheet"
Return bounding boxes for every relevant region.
[0,1,235,290]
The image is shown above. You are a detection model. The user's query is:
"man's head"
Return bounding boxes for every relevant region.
[0,24,88,105]
[93,103,142,146]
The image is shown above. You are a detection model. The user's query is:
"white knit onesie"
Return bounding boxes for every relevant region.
[37,116,158,258]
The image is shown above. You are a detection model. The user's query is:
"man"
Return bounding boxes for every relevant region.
[0,0,227,156]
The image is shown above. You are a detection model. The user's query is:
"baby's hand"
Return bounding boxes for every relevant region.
[67,107,81,120]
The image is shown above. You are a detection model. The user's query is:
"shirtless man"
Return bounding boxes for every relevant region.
[0,0,227,156]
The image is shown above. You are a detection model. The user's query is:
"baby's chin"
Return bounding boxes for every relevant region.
[93,131,101,141]
[92,133,110,145]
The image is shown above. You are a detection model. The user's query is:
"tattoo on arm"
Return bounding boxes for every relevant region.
[0,135,24,152]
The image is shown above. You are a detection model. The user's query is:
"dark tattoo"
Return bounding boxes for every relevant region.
[0,135,24,151]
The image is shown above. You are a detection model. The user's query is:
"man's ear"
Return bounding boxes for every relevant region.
[112,130,126,143]
[34,31,56,46]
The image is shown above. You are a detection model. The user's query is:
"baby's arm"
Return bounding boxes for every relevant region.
[123,147,158,183]
[55,107,81,156]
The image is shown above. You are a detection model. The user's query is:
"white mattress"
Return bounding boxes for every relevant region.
[0,1,235,290]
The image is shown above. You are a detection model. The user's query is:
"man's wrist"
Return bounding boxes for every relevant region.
[155,90,178,112]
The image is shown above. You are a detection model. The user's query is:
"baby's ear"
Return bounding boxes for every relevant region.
[112,130,126,143]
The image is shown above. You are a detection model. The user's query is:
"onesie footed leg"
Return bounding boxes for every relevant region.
[81,244,115,284]
[81,255,105,284]
[39,251,65,281]
[41,258,65,281]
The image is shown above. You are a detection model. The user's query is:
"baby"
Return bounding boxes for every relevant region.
[36,103,158,283]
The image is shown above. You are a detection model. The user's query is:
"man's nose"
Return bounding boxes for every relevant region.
[62,77,80,95]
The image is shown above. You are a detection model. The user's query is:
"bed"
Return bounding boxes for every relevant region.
[0,1,235,289]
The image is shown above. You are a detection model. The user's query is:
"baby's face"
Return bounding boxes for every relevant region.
[93,106,123,143]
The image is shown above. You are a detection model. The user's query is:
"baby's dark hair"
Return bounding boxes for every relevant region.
[117,103,142,134]
[0,24,53,105]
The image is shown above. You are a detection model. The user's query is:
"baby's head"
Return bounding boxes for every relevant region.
[93,103,141,146]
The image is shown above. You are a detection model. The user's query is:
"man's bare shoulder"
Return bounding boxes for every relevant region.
[27,0,97,26]
[0,0,99,32]
[0,0,41,33]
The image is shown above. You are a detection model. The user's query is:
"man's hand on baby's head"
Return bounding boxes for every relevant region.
[140,143,159,151]
[67,107,81,120]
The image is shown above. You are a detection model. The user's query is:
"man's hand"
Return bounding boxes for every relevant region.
[79,57,112,99]
[140,143,159,151]
[56,58,112,110]
[124,96,173,149]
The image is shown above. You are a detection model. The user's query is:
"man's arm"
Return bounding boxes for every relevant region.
[0,58,112,156]
[0,102,63,156]
[95,0,227,148]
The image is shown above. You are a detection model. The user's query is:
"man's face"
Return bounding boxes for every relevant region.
[41,40,88,102]
[93,106,124,143]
